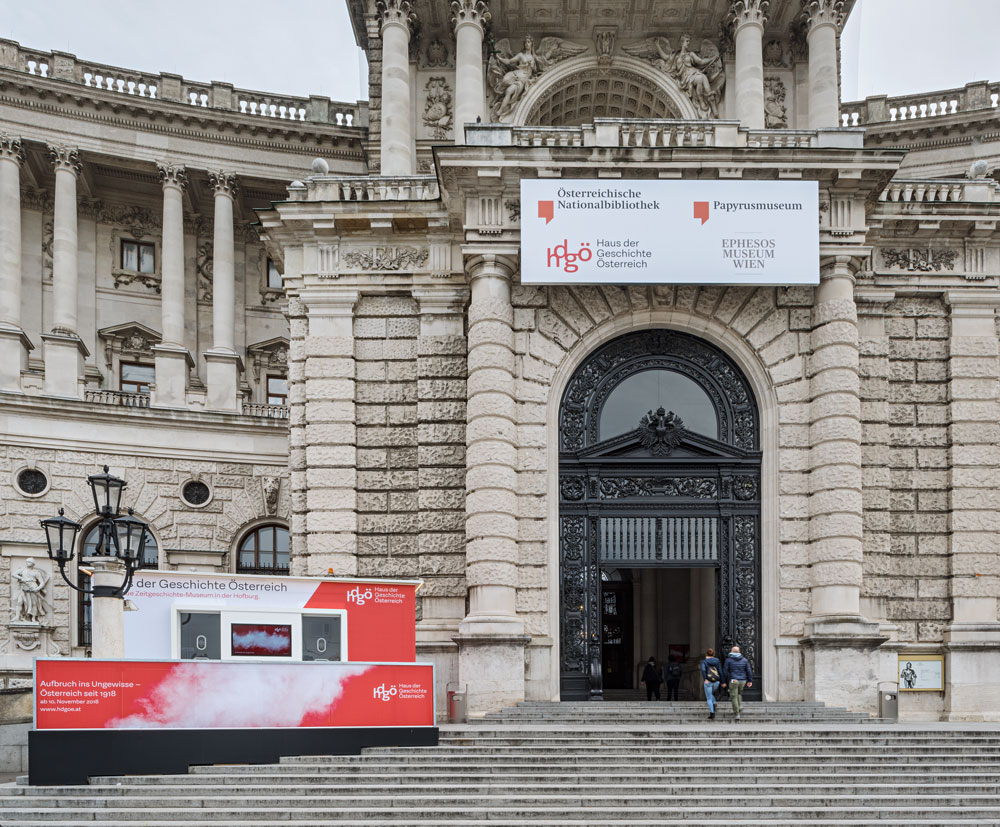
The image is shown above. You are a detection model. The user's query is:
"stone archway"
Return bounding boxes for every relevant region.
[557,329,763,701]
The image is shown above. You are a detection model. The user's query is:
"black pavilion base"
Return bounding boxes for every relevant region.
[29,725,438,786]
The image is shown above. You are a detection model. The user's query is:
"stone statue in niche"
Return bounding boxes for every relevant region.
[487,36,586,120]
[764,77,788,128]
[11,558,50,623]
[622,35,726,118]
[422,76,453,139]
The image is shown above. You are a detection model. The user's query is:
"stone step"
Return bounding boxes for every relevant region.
[2,821,994,827]
[3,805,1000,821]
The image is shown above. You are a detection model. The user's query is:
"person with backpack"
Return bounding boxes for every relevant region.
[641,656,662,701]
[664,656,683,701]
[700,648,723,720]
[721,644,754,721]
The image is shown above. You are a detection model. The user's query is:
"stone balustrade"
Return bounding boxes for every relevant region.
[84,389,150,408]
[466,121,860,150]
[0,38,363,128]
[880,178,999,204]
[841,80,999,126]
[288,175,440,202]
[241,402,290,419]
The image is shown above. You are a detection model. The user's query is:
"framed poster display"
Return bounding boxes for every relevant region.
[897,654,944,691]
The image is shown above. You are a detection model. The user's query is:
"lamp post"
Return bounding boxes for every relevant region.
[40,465,148,658]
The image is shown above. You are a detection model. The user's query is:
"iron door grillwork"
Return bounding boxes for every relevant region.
[559,329,762,701]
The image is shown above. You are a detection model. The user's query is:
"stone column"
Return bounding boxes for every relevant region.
[205,171,242,411]
[87,557,126,659]
[414,287,470,711]
[151,163,193,407]
[730,0,767,129]
[943,292,1000,720]
[451,1,489,142]
[43,145,89,398]
[300,290,360,577]
[0,135,31,391]
[456,252,527,715]
[801,256,884,711]
[802,0,845,129]
[378,0,416,175]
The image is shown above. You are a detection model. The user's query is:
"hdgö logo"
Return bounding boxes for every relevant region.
[546,240,592,273]
[346,586,373,605]
[373,683,398,702]
[538,200,554,224]
[694,201,710,225]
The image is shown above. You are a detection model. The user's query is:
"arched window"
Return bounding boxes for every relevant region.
[237,524,290,574]
[77,520,158,647]
[599,369,719,441]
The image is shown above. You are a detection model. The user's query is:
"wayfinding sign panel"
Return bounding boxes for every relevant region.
[521,179,819,286]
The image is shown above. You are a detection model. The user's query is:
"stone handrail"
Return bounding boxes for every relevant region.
[84,389,151,408]
[241,402,290,419]
[842,80,999,127]
[0,38,364,128]
[289,175,440,202]
[880,178,999,204]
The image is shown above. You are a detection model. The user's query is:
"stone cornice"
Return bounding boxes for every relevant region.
[0,71,365,163]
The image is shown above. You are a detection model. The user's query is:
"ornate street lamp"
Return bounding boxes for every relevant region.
[39,466,148,598]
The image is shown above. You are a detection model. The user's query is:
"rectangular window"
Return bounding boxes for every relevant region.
[179,612,221,660]
[266,258,282,289]
[121,240,156,274]
[120,362,155,394]
[267,375,288,405]
[302,615,342,662]
[231,623,292,657]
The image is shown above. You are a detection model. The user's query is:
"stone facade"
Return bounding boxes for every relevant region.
[3,1,1000,721]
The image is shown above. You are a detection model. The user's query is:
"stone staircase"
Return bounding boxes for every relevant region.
[3,702,1000,825]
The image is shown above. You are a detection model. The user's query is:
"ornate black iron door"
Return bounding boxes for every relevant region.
[558,330,762,701]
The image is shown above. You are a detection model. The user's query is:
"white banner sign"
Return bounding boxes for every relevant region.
[520,179,819,285]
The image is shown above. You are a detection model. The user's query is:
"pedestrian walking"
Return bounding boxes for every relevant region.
[700,648,723,720]
[664,657,683,701]
[721,645,753,721]
[641,656,662,701]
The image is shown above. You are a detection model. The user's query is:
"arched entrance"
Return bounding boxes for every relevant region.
[558,330,762,701]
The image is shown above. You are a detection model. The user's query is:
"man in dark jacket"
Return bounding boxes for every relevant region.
[664,656,683,701]
[721,645,753,720]
[641,656,661,701]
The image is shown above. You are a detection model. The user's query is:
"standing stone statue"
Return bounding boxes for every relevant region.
[11,558,50,623]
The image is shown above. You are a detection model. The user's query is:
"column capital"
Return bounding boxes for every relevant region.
[0,135,25,166]
[47,144,81,176]
[156,162,187,191]
[208,170,239,199]
[801,0,846,32]
[377,0,417,34]
[465,252,517,281]
[728,0,768,29]
[451,0,490,32]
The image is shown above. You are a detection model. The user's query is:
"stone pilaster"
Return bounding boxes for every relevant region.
[414,287,469,700]
[0,135,31,391]
[943,292,1000,720]
[377,0,417,175]
[456,252,527,715]
[729,1,767,129]
[300,290,360,577]
[451,1,489,141]
[42,144,88,398]
[801,257,885,712]
[151,163,193,408]
[205,171,242,411]
[801,0,845,128]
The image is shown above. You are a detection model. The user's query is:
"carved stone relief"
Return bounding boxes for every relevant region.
[622,34,726,118]
[343,246,429,271]
[487,35,587,120]
[881,247,958,272]
[197,242,214,301]
[764,76,788,128]
[422,76,453,139]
